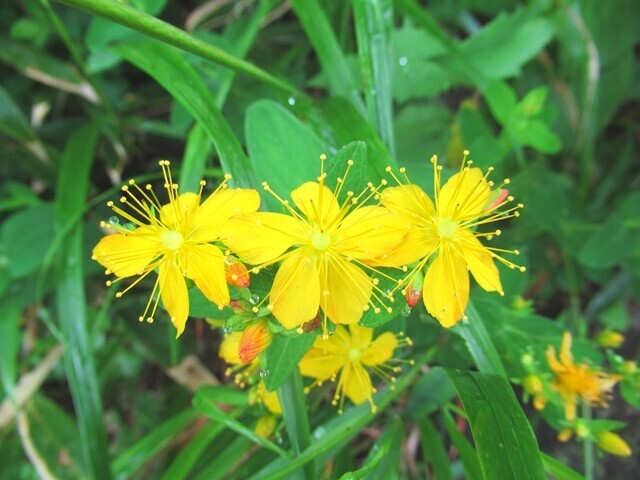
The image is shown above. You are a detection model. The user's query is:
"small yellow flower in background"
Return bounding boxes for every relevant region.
[299,324,412,413]
[522,374,547,411]
[221,156,411,332]
[546,332,621,421]
[379,152,525,327]
[92,161,260,337]
[595,431,632,457]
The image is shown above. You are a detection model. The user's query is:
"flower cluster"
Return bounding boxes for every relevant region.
[520,331,635,457]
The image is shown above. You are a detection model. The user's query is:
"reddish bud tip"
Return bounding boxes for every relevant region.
[225,257,251,288]
[239,321,273,364]
[486,188,509,210]
[405,271,423,308]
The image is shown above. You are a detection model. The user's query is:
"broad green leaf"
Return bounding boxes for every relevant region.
[509,118,562,154]
[245,99,328,208]
[264,333,317,392]
[407,366,456,420]
[0,203,54,279]
[117,40,256,189]
[324,141,368,202]
[459,11,554,80]
[485,80,518,126]
[290,0,364,112]
[417,416,453,480]
[452,300,507,377]
[446,369,546,480]
[518,86,549,118]
[353,0,395,155]
[54,124,112,480]
[578,214,630,268]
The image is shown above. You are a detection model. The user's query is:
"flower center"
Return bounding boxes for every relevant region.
[161,230,184,250]
[437,218,458,239]
[348,348,361,362]
[310,229,331,251]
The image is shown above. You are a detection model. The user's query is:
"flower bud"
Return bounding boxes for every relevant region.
[405,271,423,308]
[254,414,277,438]
[523,374,543,395]
[239,320,272,364]
[596,431,632,457]
[225,256,250,288]
[485,188,508,211]
[557,428,573,443]
[622,360,637,374]
[596,330,624,349]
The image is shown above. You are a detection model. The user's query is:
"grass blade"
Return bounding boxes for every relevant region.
[54,124,112,480]
[353,0,396,156]
[290,0,365,113]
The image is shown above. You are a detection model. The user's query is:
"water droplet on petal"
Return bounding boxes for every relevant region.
[108,216,120,225]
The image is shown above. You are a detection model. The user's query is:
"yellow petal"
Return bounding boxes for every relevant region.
[159,259,189,337]
[270,252,320,329]
[366,226,437,267]
[343,363,373,405]
[160,192,200,230]
[190,188,261,242]
[299,347,344,380]
[423,246,469,327]
[182,243,229,307]
[559,332,573,366]
[257,381,282,415]
[336,206,410,260]
[546,345,563,373]
[311,324,351,356]
[92,226,163,277]
[380,184,435,218]
[459,230,502,292]
[291,182,340,227]
[221,212,306,265]
[321,257,372,325]
[361,332,398,366]
[439,168,490,219]
[219,332,242,364]
[348,324,373,350]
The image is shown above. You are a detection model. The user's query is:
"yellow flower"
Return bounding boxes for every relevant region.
[221,156,410,331]
[379,153,524,327]
[92,161,260,337]
[546,332,621,421]
[299,324,411,413]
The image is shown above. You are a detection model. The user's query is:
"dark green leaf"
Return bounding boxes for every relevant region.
[417,416,453,480]
[578,214,630,268]
[264,333,317,392]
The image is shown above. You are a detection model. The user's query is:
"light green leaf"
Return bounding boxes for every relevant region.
[578,214,630,268]
[264,333,317,392]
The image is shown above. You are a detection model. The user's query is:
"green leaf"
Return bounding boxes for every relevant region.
[518,86,549,118]
[407,366,456,420]
[540,452,586,480]
[192,390,291,459]
[289,0,364,112]
[180,124,214,193]
[0,203,54,279]
[578,214,630,268]
[442,408,482,480]
[509,118,562,154]
[245,99,328,207]
[417,416,453,480]
[0,295,21,399]
[459,11,554,80]
[452,299,507,377]
[113,408,200,478]
[116,40,257,189]
[264,333,317,392]
[0,83,37,142]
[54,124,112,480]
[445,369,546,480]
[353,0,395,155]
[485,80,518,125]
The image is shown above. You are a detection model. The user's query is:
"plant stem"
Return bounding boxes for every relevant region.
[277,368,315,480]
[583,403,594,480]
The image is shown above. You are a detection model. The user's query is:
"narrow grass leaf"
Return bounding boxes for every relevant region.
[117,40,257,189]
[290,0,364,113]
[541,452,586,480]
[417,416,453,480]
[353,0,396,155]
[54,124,112,480]
[445,369,546,480]
[442,408,482,480]
[0,296,21,399]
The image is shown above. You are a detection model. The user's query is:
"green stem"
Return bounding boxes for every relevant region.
[277,368,315,480]
[582,403,594,480]
[53,0,301,98]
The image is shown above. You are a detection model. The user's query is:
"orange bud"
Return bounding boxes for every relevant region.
[596,431,632,457]
[405,271,423,308]
[596,330,624,349]
[225,256,250,288]
[239,320,272,364]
